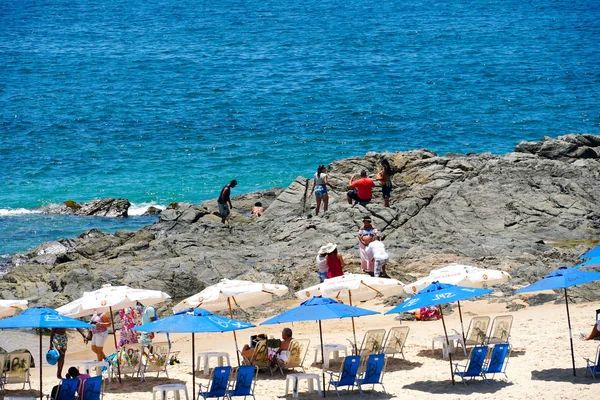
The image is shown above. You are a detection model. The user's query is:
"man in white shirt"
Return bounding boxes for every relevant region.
[364,237,389,278]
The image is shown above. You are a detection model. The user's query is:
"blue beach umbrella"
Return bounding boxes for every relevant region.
[261,296,379,396]
[385,282,493,385]
[580,246,600,260]
[0,308,92,399]
[134,308,254,399]
[515,266,600,376]
[574,256,600,270]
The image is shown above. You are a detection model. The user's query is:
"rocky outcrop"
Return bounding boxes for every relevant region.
[2,135,600,310]
[39,198,131,218]
[515,134,600,160]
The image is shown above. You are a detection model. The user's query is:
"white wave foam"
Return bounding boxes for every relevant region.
[0,208,42,216]
[128,203,165,216]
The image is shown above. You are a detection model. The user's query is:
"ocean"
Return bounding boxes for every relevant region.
[1,0,599,260]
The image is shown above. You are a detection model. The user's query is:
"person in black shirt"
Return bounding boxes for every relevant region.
[217,180,237,223]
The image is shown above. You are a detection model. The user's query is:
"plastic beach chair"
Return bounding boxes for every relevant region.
[356,354,387,394]
[453,346,488,385]
[226,365,257,400]
[240,340,271,374]
[350,329,386,357]
[327,356,361,396]
[382,326,409,359]
[464,316,491,347]
[53,378,79,400]
[81,376,102,400]
[198,366,231,399]
[274,338,310,375]
[112,343,144,381]
[143,341,176,379]
[584,344,600,379]
[5,352,31,390]
[482,343,511,381]
[486,315,513,344]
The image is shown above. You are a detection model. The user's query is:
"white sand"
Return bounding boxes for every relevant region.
[3,298,600,399]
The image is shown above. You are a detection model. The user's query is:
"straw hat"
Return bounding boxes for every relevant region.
[324,243,337,253]
[318,245,329,255]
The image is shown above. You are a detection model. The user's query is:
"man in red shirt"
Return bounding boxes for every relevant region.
[346,170,375,205]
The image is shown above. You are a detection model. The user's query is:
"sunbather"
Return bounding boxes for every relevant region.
[583,320,600,340]
[272,328,294,366]
[241,334,267,360]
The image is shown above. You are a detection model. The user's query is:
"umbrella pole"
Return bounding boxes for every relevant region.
[348,291,358,355]
[227,298,241,366]
[319,320,327,398]
[192,332,196,400]
[564,288,576,376]
[39,329,43,399]
[457,300,466,343]
[109,306,122,383]
[439,306,455,385]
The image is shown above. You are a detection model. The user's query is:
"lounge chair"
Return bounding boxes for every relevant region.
[382,326,409,359]
[49,378,79,400]
[453,346,487,385]
[81,376,102,400]
[4,352,31,390]
[226,365,258,399]
[486,315,513,344]
[198,366,231,399]
[350,329,386,357]
[482,343,511,381]
[584,344,600,379]
[112,344,144,381]
[356,354,386,394]
[327,355,361,396]
[240,340,271,374]
[274,338,310,375]
[143,341,176,379]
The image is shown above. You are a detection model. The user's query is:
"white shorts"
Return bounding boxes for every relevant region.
[91,331,108,347]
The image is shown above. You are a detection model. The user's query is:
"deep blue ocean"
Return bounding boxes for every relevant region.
[1,0,599,260]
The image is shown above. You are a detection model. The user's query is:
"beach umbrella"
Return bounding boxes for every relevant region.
[134,307,254,400]
[574,256,600,270]
[0,308,92,399]
[173,279,288,364]
[261,296,379,396]
[386,282,493,385]
[404,264,510,342]
[515,266,600,376]
[56,284,171,382]
[296,273,404,352]
[580,246,600,259]
[0,299,28,318]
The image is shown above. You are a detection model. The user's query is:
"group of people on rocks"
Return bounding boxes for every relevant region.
[316,215,390,281]
[216,158,394,223]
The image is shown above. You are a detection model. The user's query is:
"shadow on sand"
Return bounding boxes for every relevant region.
[530,367,596,384]
[403,378,513,394]
[104,376,188,394]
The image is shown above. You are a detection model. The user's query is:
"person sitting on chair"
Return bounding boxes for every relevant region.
[273,328,293,366]
[241,334,267,361]
[583,320,600,340]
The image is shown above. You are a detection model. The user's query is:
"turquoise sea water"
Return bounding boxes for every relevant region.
[1,0,599,259]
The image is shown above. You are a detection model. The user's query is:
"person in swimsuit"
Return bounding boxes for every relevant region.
[309,165,332,216]
[273,328,293,367]
[217,179,237,224]
[50,328,88,379]
[377,159,394,207]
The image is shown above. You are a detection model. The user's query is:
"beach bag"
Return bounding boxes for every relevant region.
[414,306,440,321]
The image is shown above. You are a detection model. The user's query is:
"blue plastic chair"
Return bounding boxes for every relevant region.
[482,343,511,381]
[81,376,102,400]
[198,366,231,399]
[327,355,361,396]
[226,365,257,399]
[356,354,386,394]
[54,378,79,400]
[584,344,600,379]
[453,346,487,385]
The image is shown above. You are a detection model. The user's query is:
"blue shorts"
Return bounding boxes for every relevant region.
[314,185,327,197]
[318,271,328,281]
[218,202,230,218]
[382,184,392,199]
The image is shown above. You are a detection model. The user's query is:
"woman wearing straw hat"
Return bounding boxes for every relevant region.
[325,243,345,278]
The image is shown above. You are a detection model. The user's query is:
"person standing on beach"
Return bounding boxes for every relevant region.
[309,165,332,216]
[139,301,157,349]
[377,159,394,207]
[217,179,237,224]
[358,216,379,275]
[89,311,111,362]
[346,170,375,205]
[49,327,88,379]
[325,243,345,278]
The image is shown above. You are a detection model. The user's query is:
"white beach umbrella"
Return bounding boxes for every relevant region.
[403,264,511,295]
[56,284,171,383]
[404,264,511,342]
[173,279,289,364]
[0,299,28,318]
[296,273,405,353]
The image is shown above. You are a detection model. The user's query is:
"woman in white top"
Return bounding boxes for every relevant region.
[309,165,332,216]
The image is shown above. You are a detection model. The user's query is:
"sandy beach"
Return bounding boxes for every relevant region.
[2,297,599,400]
